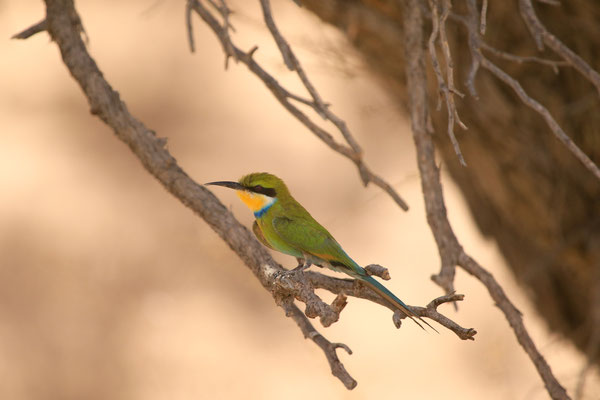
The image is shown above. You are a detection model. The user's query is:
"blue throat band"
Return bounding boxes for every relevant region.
[254,199,276,218]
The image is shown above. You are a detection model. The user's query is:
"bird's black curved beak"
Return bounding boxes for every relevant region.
[205,181,246,191]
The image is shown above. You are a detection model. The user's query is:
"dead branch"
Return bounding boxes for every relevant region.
[426,0,467,165]
[259,0,362,153]
[12,19,47,39]
[186,0,409,211]
[18,0,474,390]
[434,2,600,181]
[402,1,569,398]
[458,0,600,181]
[480,42,569,72]
[519,0,600,97]
[364,264,391,280]
[187,0,580,396]
[305,271,476,340]
[281,300,356,389]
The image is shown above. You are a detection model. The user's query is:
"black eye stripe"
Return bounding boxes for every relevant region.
[251,185,276,197]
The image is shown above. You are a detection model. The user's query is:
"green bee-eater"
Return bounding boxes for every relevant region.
[206,172,434,331]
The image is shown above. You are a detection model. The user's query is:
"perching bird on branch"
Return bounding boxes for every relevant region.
[206,172,435,331]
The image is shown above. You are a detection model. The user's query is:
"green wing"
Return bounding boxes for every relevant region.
[253,221,276,250]
[272,216,362,275]
[273,217,435,331]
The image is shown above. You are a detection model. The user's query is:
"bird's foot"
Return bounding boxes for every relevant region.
[292,260,312,273]
[272,269,296,289]
[273,261,312,286]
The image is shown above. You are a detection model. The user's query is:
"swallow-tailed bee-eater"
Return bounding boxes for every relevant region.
[206,172,435,330]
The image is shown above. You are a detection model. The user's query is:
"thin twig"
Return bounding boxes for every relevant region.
[426,0,467,166]
[481,42,569,73]
[479,57,600,180]
[439,0,468,161]
[451,6,569,91]
[188,0,409,210]
[282,301,356,390]
[427,0,445,110]
[519,0,600,97]
[259,0,362,153]
[12,19,47,39]
[463,9,482,98]
[185,1,195,52]
[479,0,488,35]
[461,0,600,181]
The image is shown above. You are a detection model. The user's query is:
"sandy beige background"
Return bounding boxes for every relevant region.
[1,1,598,399]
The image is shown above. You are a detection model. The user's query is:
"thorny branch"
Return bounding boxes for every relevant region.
[186,0,410,211]
[16,0,474,391]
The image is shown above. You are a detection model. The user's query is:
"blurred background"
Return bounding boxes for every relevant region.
[1,1,598,399]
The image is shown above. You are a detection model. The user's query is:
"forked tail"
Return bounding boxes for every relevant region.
[360,275,438,333]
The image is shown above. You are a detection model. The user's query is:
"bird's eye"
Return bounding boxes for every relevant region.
[251,185,276,197]
[253,185,270,194]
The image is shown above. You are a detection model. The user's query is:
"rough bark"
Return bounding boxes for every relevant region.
[300,0,600,366]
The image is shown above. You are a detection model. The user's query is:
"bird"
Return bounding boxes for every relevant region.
[206,172,435,331]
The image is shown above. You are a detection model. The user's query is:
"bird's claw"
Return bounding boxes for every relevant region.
[273,262,313,288]
[272,269,298,289]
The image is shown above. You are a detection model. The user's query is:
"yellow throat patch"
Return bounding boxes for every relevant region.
[236,190,269,212]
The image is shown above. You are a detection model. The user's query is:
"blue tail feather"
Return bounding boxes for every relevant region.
[361,274,413,311]
[321,248,437,332]
[358,273,438,332]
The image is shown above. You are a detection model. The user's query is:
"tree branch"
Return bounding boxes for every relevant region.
[18,0,473,390]
[480,42,569,72]
[281,301,357,389]
[305,271,476,340]
[459,0,600,181]
[259,0,361,153]
[12,19,47,39]
[519,0,600,97]
[402,1,569,398]
[187,0,409,211]
[426,0,468,166]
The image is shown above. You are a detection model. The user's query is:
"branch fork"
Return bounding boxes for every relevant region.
[405,1,570,397]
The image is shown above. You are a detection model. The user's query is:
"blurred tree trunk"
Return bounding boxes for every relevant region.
[300,0,600,365]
